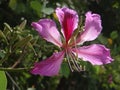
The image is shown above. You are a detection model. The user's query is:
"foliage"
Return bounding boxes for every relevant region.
[0,0,120,90]
[0,71,7,90]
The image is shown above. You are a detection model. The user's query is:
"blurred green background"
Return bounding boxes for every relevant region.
[0,0,120,90]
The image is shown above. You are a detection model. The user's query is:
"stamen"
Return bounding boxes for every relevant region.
[69,52,81,72]
[68,52,79,71]
[65,36,85,72]
[72,37,81,71]
[65,51,74,72]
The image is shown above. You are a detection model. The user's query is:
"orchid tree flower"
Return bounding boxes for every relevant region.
[30,7,113,76]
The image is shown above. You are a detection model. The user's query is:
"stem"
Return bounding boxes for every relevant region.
[6,72,21,90]
[0,67,32,72]
[11,50,26,68]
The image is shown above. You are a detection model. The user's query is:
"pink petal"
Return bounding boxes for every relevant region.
[31,19,62,47]
[72,44,113,65]
[30,51,65,76]
[56,7,79,42]
[76,11,102,45]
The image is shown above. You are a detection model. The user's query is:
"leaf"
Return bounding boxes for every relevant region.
[42,7,54,15]
[4,23,13,32]
[0,51,5,59]
[13,35,33,50]
[97,34,108,45]
[60,62,70,78]
[27,87,36,90]
[0,30,8,44]
[30,1,41,13]
[19,20,27,30]
[110,30,118,40]
[112,2,119,8]
[0,71,7,90]
[94,66,100,74]
[28,42,37,56]
[9,0,17,10]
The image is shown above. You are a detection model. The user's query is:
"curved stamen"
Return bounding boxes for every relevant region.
[68,52,79,71]
[65,48,82,72]
[65,50,74,72]
[69,52,81,72]
[68,37,83,72]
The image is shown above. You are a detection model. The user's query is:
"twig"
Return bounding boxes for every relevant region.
[0,67,32,72]
[6,72,20,90]
[11,47,26,68]
[11,53,25,68]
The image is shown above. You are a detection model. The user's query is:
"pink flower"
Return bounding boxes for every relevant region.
[30,7,113,76]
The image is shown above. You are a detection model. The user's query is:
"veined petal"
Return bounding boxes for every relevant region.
[31,19,62,47]
[30,51,65,76]
[76,11,102,45]
[56,7,79,42]
[72,44,113,65]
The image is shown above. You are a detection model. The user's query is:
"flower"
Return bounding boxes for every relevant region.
[30,7,113,76]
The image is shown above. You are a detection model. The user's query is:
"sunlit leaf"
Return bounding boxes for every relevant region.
[27,87,36,90]
[4,23,13,32]
[19,20,27,30]
[112,2,119,8]
[0,71,7,90]
[0,30,8,44]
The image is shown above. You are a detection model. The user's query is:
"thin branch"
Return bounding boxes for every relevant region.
[11,46,26,68]
[0,67,32,72]
[11,53,25,68]
[6,72,20,90]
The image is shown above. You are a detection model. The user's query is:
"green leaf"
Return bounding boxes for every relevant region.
[110,31,118,40]
[13,35,33,50]
[15,3,26,13]
[28,42,37,56]
[98,34,108,45]
[0,30,8,44]
[30,1,41,13]
[19,20,27,30]
[94,66,100,74]
[4,23,13,32]
[0,50,5,59]
[9,0,17,10]
[42,7,54,15]
[112,2,119,8]
[60,62,70,78]
[27,88,36,90]
[0,71,7,90]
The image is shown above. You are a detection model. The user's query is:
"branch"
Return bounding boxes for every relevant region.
[0,67,32,72]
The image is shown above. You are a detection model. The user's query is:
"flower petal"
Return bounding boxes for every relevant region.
[76,11,102,45]
[30,51,65,76]
[72,44,113,65]
[31,19,62,47]
[56,7,79,42]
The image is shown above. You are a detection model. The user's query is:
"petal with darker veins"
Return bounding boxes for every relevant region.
[31,19,62,47]
[72,44,113,65]
[56,7,79,42]
[30,51,65,76]
[76,12,102,45]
